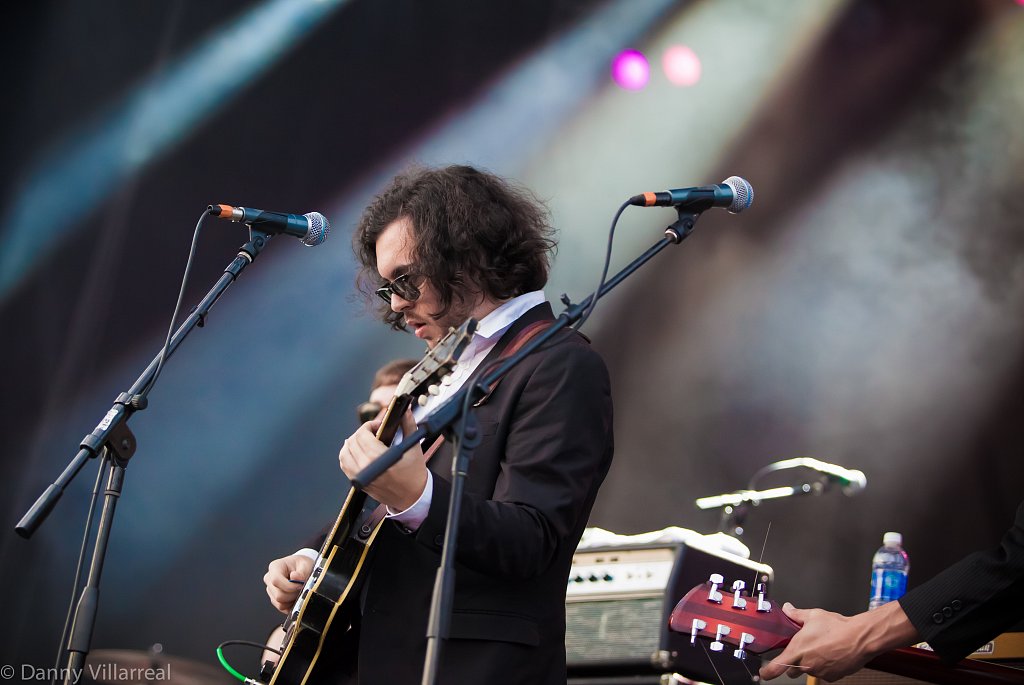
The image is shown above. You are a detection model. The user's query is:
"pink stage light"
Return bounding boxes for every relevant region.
[663,45,701,87]
[611,49,650,90]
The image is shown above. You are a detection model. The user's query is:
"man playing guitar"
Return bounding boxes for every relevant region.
[262,165,614,685]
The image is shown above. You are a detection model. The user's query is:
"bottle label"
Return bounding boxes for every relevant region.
[870,568,908,606]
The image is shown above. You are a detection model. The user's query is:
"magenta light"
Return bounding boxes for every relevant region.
[663,45,701,87]
[612,49,650,90]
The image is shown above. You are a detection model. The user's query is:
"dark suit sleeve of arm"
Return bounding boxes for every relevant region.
[898,501,1024,662]
[416,340,613,579]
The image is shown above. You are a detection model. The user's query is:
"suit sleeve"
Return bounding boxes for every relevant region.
[415,338,613,580]
[898,501,1024,662]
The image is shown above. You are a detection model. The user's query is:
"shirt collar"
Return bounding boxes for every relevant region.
[473,290,546,342]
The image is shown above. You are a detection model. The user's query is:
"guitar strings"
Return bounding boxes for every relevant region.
[698,640,727,685]
[744,522,773,684]
[739,655,757,682]
[750,520,772,597]
[748,522,813,679]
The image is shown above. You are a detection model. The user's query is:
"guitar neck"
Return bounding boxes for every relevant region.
[865,648,1024,685]
[376,395,413,446]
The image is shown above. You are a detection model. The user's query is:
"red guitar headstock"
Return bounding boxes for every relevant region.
[668,574,800,661]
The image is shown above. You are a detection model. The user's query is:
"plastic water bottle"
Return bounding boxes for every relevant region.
[868,531,909,610]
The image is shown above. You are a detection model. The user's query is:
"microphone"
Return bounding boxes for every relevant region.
[778,457,867,496]
[208,204,330,247]
[629,176,753,214]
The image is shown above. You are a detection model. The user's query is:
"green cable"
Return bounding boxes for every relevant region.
[216,645,248,682]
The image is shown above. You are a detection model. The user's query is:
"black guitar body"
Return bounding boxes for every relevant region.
[268,491,382,685]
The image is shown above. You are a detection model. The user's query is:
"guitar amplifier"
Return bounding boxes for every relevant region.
[565,540,773,684]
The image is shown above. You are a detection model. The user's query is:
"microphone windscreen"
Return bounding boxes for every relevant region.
[302,212,330,247]
[723,176,754,214]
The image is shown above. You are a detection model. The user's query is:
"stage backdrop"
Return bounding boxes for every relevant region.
[2,0,1022,676]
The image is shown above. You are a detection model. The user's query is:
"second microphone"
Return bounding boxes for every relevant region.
[209,204,330,247]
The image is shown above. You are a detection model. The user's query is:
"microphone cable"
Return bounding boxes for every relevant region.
[573,199,631,332]
[141,208,209,399]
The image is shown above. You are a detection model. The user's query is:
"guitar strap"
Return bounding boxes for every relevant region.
[362,318,554,531]
[470,319,553,407]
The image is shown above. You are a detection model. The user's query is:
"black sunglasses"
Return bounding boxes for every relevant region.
[375,272,421,304]
[356,401,383,423]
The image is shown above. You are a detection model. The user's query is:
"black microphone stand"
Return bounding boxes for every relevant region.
[16,229,274,684]
[350,208,710,685]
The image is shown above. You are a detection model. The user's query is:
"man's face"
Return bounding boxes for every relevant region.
[375,217,470,348]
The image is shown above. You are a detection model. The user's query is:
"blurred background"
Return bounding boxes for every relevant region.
[2,0,1023,680]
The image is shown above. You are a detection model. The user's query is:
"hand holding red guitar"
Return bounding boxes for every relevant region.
[759,600,919,682]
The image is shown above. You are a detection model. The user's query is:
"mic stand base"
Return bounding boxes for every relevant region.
[63,449,126,684]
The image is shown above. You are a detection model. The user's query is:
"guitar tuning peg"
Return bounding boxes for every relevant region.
[427,384,440,395]
[710,624,731,652]
[731,580,747,610]
[707,573,724,604]
[418,395,428,406]
[441,375,454,386]
[753,581,770,610]
[733,632,755,660]
[689,618,707,645]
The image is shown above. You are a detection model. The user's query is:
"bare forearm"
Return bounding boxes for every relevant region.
[857,600,922,658]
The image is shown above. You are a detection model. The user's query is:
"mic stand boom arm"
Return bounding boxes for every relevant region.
[349,208,709,685]
[16,230,272,538]
[15,229,274,685]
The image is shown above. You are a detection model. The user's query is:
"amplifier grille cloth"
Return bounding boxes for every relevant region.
[565,597,662,662]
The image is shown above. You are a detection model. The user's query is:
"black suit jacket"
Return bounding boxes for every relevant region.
[334,302,613,684]
[899,500,1024,662]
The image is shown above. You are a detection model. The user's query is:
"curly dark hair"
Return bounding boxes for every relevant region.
[353,164,557,329]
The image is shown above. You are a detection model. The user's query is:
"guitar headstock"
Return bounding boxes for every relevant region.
[668,573,799,661]
[373,319,476,463]
[393,318,477,402]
